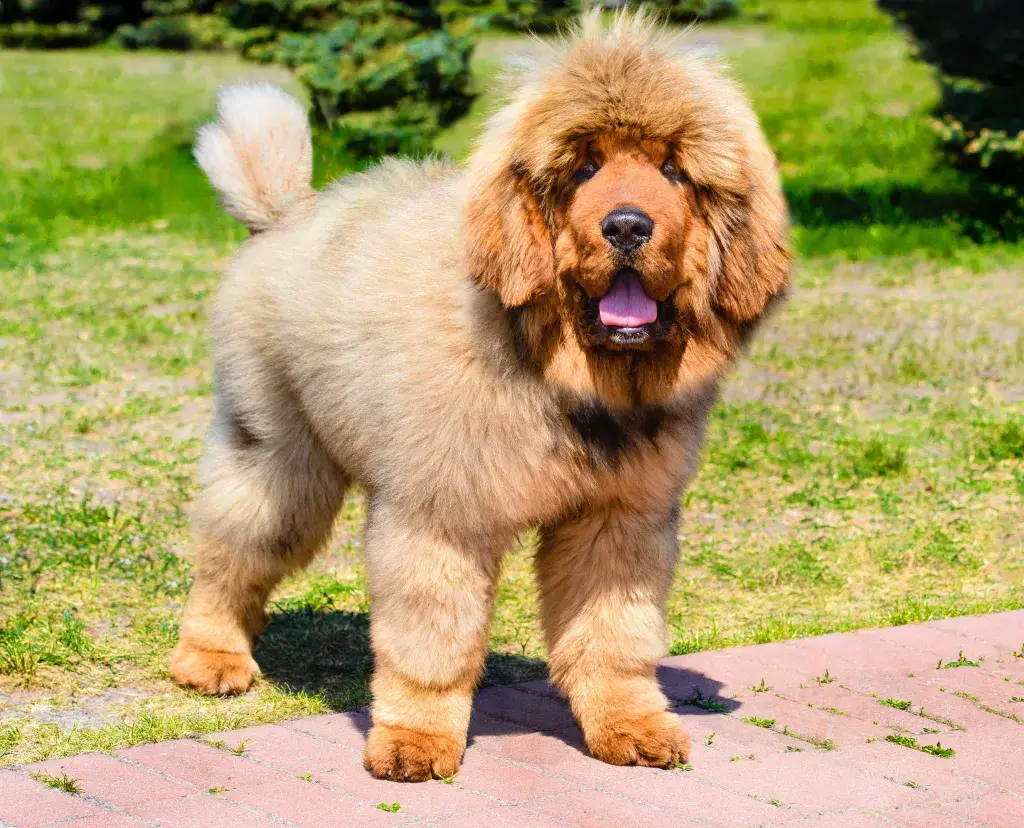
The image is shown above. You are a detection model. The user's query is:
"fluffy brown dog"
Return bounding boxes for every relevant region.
[170,11,790,782]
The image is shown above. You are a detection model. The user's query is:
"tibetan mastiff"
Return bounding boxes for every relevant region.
[170,11,791,782]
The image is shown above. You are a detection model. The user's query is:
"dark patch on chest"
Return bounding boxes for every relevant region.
[566,399,676,467]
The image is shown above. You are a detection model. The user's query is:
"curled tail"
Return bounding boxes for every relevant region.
[194,84,313,233]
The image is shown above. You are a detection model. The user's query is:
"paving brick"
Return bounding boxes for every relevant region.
[930,724,1024,792]
[884,804,981,828]
[452,748,580,802]
[118,739,292,792]
[836,674,997,730]
[130,793,284,827]
[946,793,1024,828]
[288,710,372,751]
[431,804,573,828]
[528,788,699,827]
[470,729,647,790]
[778,683,947,735]
[921,664,1024,711]
[473,686,575,732]
[602,773,795,827]
[792,815,890,827]
[834,740,993,805]
[226,778,408,827]
[659,647,806,700]
[876,624,1005,663]
[730,693,886,748]
[512,680,563,700]
[466,709,531,750]
[673,710,802,764]
[796,629,940,678]
[16,611,1024,827]
[710,751,926,815]
[312,753,494,820]
[207,723,353,776]
[0,769,107,827]
[28,753,194,809]
[38,815,145,828]
[927,611,1024,653]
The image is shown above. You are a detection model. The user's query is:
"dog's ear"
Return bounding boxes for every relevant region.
[714,155,792,325]
[465,162,554,308]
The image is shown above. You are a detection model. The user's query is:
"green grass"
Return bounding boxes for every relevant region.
[2,0,1023,766]
[30,771,81,794]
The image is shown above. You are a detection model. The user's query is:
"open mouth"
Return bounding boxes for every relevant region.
[584,269,677,349]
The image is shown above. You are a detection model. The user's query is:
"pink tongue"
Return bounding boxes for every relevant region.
[599,272,658,327]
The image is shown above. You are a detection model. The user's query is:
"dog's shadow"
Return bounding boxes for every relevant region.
[256,608,741,756]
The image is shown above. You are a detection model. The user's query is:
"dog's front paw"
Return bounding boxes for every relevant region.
[169,642,259,695]
[363,725,462,782]
[585,710,691,768]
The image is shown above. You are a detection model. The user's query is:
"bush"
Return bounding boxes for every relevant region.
[0,0,144,46]
[878,1,1024,186]
[639,0,739,23]
[229,2,476,158]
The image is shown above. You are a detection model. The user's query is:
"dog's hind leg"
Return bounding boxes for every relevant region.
[170,413,347,695]
[535,503,691,768]
[361,501,504,782]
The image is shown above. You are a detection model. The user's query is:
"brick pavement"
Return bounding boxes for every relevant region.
[3,611,1023,827]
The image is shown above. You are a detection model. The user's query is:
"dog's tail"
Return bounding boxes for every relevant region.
[194,84,313,233]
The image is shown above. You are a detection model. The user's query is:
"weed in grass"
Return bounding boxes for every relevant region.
[815,669,836,685]
[743,717,776,729]
[879,698,913,710]
[845,439,907,480]
[941,650,980,669]
[885,734,955,758]
[30,772,81,794]
[377,803,401,813]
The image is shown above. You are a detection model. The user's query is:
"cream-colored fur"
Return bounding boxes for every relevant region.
[171,10,790,782]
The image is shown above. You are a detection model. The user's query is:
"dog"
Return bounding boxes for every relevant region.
[170,10,790,782]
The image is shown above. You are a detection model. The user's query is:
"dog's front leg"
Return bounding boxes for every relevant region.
[362,501,503,782]
[536,503,690,767]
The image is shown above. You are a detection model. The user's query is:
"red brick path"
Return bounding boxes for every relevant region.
[4,612,1023,827]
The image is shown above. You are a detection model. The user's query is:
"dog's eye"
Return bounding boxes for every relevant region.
[572,159,599,184]
[661,160,683,183]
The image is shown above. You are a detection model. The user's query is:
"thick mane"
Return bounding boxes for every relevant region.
[469,9,758,199]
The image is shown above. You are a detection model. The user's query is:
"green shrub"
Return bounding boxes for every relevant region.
[114,13,229,50]
[641,0,739,23]
[878,1,1024,186]
[0,0,144,46]
[229,2,476,158]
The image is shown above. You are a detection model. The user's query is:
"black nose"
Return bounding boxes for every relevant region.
[601,208,654,254]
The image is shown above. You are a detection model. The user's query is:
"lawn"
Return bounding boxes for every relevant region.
[1,0,1021,766]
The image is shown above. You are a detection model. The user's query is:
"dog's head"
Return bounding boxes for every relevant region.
[464,11,791,407]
